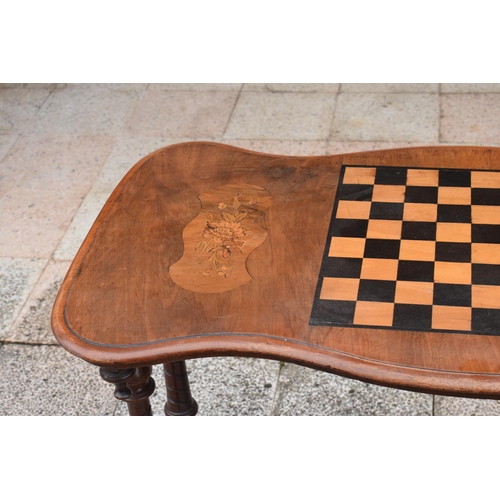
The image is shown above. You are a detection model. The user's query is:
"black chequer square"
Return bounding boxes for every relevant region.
[393,304,433,330]
[434,284,471,307]
[364,239,401,259]
[472,225,500,244]
[310,300,356,326]
[310,164,500,336]
[331,219,369,238]
[358,280,396,302]
[369,202,404,220]
[437,205,471,223]
[472,264,500,285]
[321,257,363,278]
[472,309,500,335]
[339,184,374,201]
[401,221,436,240]
[439,170,471,187]
[471,188,500,206]
[397,261,435,282]
[375,167,407,185]
[405,186,438,204]
[435,242,471,262]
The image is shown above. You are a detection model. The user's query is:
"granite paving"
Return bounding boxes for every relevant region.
[2,82,499,416]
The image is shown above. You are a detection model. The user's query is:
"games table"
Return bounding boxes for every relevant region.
[51,142,500,415]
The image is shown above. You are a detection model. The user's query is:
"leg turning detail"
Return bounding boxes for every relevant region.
[100,366,155,416]
[163,361,198,416]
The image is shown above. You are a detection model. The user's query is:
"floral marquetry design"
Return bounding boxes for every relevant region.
[170,184,273,293]
[196,196,249,278]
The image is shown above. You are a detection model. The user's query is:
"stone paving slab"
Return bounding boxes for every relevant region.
[331,93,439,142]
[224,92,337,140]
[441,83,500,93]
[55,83,148,91]
[221,139,328,156]
[341,83,439,93]
[0,134,115,197]
[25,84,147,135]
[0,258,46,339]
[0,83,58,90]
[440,93,500,145]
[0,343,117,416]
[53,191,110,261]
[0,134,17,163]
[434,396,500,416]
[326,141,429,155]
[0,87,52,134]
[150,83,243,91]
[125,89,239,138]
[3,134,116,192]
[272,363,433,416]
[242,83,340,93]
[0,135,116,258]
[114,357,281,416]
[0,186,101,260]
[6,260,70,345]
[89,135,212,196]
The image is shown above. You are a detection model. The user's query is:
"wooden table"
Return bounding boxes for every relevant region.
[51,142,500,415]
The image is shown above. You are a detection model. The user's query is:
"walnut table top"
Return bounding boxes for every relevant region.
[51,142,500,399]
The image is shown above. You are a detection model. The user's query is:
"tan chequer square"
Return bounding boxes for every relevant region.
[472,243,500,264]
[438,187,471,205]
[403,203,437,222]
[372,184,406,203]
[343,167,376,185]
[320,277,359,301]
[436,223,471,242]
[367,220,402,240]
[471,171,500,188]
[472,285,500,309]
[406,169,439,186]
[399,240,435,261]
[472,206,500,224]
[434,262,471,284]
[328,237,365,258]
[360,258,399,280]
[432,305,471,331]
[395,281,434,305]
[336,200,371,219]
[354,301,394,327]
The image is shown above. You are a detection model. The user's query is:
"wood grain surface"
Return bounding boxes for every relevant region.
[51,142,500,398]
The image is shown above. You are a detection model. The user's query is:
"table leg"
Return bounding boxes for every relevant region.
[99,366,155,416]
[163,361,198,416]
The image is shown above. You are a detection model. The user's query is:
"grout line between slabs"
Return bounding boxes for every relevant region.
[438,84,443,144]
[327,89,341,143]
[1,258,50,341]
[117,83,150,136]
[48,133,119,262]
[0,135,21,165]
[19,85,58,136]
[269,361,286,415]
[221,85,243,138]
[1,339,62,348]
[48,194,90,261]
[24,86,54,134]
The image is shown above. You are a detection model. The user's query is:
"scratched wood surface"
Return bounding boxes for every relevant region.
[51,142,500,398]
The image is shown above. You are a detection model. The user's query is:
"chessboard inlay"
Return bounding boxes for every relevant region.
[310,165,500,335]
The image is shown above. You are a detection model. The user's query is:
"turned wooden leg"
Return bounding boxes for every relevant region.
[163,361,198,416]
[100,366,156,416]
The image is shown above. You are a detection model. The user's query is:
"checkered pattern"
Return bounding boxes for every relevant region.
[310,165,500,335]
